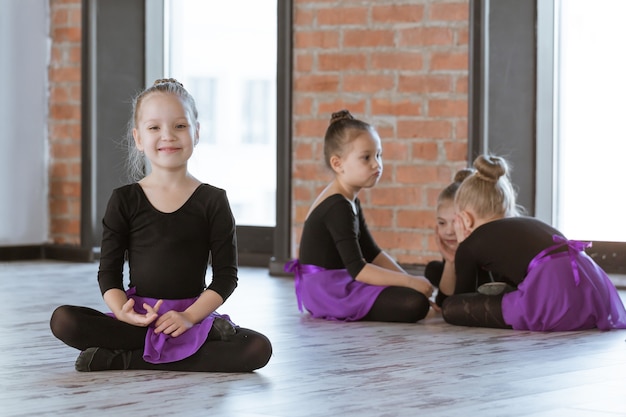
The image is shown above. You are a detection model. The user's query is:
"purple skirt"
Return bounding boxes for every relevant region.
[285,260,386,321]
[502,238,626,331]
[108,288,234,364]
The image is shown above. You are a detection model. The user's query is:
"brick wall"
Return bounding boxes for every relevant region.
[291,0,470,265]
[45,0,470,266]
[48,0,82,245]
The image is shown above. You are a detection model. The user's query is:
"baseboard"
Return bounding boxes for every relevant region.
[268,259,428,278]
[0,245,45,261]
[43,244,95,262]
[1,245,277,268]
[238,252,272,268]
[587,242,626,275]
[0,244,95,262]
[269,257,292,276]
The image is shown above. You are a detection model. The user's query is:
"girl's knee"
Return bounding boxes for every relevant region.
[49,305,77,341]
[239,329,272,371]
[415,298,431,322]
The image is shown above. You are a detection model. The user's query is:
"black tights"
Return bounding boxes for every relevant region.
[441,293,512,329]
[50,305,272,372]
[362,286,430,323]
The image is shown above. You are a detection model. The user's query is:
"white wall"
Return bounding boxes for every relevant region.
[0,0,49,245]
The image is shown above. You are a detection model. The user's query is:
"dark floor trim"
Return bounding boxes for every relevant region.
[269,257,292,276]
[43,244,95,262]
[239,252,272,268]
[1,244,282,269]
[0,245,95,263]
[0,245,45,261]
[587,242,626,275]
[269,259,426,278]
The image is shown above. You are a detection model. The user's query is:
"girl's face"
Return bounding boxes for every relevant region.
[436,199,458,250]
[335,131,383,189]
[132,92,198,173]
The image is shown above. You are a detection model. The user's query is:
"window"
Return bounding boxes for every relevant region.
[188,78,217,144]
[554,0,626,242]
[164,0,277,227]
[242,79,272,144]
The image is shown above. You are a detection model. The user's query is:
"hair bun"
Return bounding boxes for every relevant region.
[330,109,354,125]
[153,78,184,88]
[473,154,508,183]
[454,168,474,183]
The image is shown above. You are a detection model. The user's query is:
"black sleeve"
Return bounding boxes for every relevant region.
[97,188,129,295]
[326,198,380,278]
[205,189,238,301]
[454,240,480,294]
[356,200,382,263]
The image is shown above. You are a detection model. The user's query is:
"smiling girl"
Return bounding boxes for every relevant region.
[50,79,272,372]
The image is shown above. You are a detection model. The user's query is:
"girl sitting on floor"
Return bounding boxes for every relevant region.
[441,153,626,331]
[286,110,434,323]
[424,168,474,306]
[50,78,272,371]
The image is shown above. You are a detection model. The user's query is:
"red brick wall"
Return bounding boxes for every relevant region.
[48,0,82,245]
[291,0,470,265]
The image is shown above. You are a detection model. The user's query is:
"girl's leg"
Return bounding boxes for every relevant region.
[50,305,147,351]
[424,260,444,287]
[362,286,430,323]
[78,327,273,373]
[441,293,512,329]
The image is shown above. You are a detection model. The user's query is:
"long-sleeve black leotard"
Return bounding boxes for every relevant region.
[98,183,238,301]
[297,194,429,322]
[454,216,565,294]
[298,194,381,278]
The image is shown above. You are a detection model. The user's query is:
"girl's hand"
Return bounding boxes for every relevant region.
[454,214,471,243]
[154,310,194,337]
[435,225,456,264]
[117,298,162,327]
[407,275,434,299]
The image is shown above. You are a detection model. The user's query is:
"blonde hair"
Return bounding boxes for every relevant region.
[455,154,522,218]
[125,78,199,182]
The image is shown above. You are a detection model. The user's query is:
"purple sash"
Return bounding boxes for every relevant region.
[284,259,386,321]
[108,288,233,364]
[527,235,592,285]
[502,235,626,331]
[285,259,325,312]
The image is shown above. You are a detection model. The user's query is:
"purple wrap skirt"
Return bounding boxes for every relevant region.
[285,260,386,321]
[108,287,234,364]
[502,236,626,331]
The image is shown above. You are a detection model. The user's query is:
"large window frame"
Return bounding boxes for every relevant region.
[82,0,292,268]
[469,0,625,274]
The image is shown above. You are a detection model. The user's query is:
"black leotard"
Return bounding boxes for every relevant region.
[98,183,238,300]
[298,194,381,278]
[454,217,565,294]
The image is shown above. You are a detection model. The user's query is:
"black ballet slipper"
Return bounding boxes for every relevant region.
[75,347,132,372]
[212,317,237,342]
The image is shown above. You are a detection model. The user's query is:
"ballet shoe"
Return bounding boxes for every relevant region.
[212,317,237,341]
[75,347,131,372]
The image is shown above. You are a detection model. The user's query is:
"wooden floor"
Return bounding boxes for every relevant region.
[1,261,625,417]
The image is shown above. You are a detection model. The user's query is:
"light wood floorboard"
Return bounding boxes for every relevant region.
[1,261,625,417]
